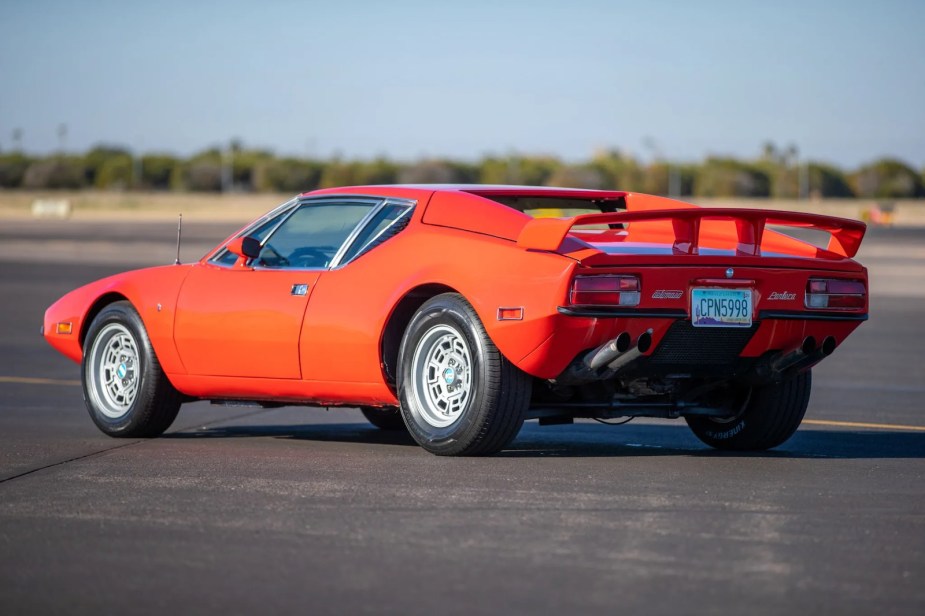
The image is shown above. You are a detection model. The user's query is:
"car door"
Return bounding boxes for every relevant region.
[173,197,382,379]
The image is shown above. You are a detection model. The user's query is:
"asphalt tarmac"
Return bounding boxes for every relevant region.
[1,220,923,615]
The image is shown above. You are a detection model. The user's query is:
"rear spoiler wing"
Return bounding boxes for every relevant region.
[516,208,867,258]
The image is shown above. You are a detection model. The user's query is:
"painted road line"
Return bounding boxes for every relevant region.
[0,376,81,386]
[803,419,925,432]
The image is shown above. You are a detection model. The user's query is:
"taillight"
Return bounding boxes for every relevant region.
[570,275,640,306]
[805,278,866,310]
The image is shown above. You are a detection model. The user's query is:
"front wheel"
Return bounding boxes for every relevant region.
[686,370,812,451]
[82,301,182,437]
[398,293,531,456]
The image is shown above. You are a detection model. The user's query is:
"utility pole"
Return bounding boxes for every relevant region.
[222,142,233,193]
[134,152,143,190]
[12,128,22,152]
[57,123,67,154]
[668,166,681,197]
[798,160,809,200]
[643,136,673,196]
[507,150,521,184]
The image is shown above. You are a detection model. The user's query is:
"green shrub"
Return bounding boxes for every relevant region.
[0,153,31,188]
[23,157,86,189]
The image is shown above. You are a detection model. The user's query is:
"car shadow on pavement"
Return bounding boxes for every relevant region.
[165,422,420,447]
[163,421,925,459]
[503,425,925,459]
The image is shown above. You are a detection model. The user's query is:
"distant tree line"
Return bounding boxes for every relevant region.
[0,140,923,199]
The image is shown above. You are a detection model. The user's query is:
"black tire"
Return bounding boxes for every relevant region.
[81,301,182,437]
[398,293,531,456]
[686,370,812,451]
[360,406,407,431]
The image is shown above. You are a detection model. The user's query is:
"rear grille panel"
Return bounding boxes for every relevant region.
[625,321,760,378]
[650,321,759,365]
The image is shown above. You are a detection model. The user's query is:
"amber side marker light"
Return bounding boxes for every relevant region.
[497,307,525,321]
[805,279,866,310]
[56,322,73,335]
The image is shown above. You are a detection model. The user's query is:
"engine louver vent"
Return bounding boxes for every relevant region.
[649,321,758,366]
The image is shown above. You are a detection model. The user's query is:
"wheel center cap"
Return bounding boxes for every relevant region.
[117,364,127,379]
[443,367,456,385]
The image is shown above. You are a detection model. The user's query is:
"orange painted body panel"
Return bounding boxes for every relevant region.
[422,189,531,240]
[173,265,320,378]
[44,265,193,372]
[167,373,391,406]
[298,224,574,390]
[516,263,867,379]
[43,185,869,410]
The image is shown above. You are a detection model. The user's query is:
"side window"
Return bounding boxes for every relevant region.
[258,202,375,269]
[209,199,296,267]
[213,250,239,267]
[338,203,412,265]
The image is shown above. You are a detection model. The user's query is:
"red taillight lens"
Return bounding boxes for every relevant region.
[805,278,866,310]
[570,275,641,306]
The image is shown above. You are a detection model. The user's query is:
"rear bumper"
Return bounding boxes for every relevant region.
[517,310,866,380]
[756,310,868,322]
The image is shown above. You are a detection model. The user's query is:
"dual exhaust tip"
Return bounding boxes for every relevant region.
[799,336,838,357]
[769,335,837,375]
[799,335,837,358]
[574,331,837,384]
[584,330,653,372]
[558,330,651,384]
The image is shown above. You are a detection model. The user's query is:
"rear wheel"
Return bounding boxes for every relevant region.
[398,293,531,456]
[360,406,406,430]
[82,301,182,437]
[686,370,812,451]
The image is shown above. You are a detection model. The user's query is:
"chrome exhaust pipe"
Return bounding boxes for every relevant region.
[770,336,816,373]
[584,332,632,371]
[607,329,653,373]
[768,335,837,379]
[557,330,649,384]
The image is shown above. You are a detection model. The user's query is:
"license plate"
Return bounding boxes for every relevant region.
[691,288,752,328]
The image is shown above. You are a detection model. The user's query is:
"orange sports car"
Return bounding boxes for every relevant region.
[44,185,869,456]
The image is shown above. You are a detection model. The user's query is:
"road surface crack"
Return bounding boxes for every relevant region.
[0,408,272,485]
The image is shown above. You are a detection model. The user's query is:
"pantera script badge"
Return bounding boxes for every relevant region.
[652,290,684,299]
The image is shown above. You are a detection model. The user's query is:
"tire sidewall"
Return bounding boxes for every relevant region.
[696,415,749,444]
[81,303,153,435]
[687,371,811,450]
[398,296,490,452]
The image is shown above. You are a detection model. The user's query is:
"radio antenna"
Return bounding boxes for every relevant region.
[174,213,183,265]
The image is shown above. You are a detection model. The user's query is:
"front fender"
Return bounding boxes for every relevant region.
[44,265,194,373]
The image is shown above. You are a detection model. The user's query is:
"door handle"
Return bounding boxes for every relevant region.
[291,284,309,296]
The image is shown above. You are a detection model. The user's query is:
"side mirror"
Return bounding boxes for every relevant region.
[226,236,261,259]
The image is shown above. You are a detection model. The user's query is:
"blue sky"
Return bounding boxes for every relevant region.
[1,0,923,168]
